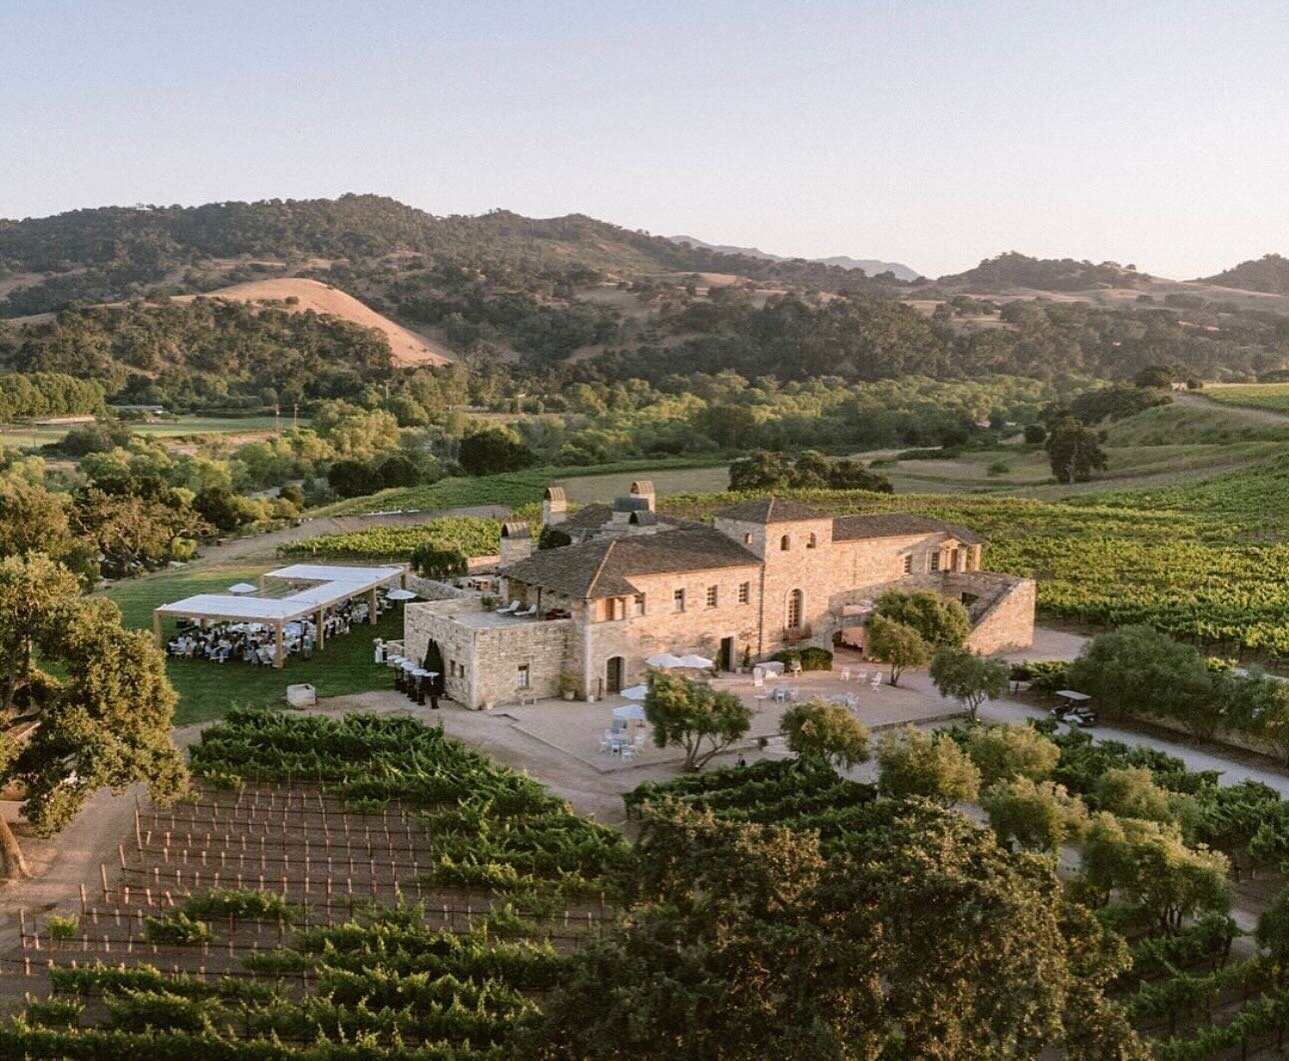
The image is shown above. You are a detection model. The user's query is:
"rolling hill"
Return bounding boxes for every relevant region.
[1198,253,1289,295]
[172,278,452,366]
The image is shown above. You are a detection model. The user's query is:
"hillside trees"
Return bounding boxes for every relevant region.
[0,553,186,878]
[727,449,892,492]
[459,427,537,476]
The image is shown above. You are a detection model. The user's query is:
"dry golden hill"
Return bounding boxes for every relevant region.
[175,278,453,366]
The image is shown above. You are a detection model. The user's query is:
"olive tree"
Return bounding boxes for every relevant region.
[876,725,980,805]
[645,670,752,771]
[984,777,1088,852]
[930,646,1010,722]
[1078,813,1230,933]
[780,700,870,771]
[867,615,930,687]
[873,589,971,648]
[966,723,1060,785]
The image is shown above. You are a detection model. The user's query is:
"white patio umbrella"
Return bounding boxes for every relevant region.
[645,653,686,668]
[619,684,649,701]
[385,588,418,602]
[228,582,258,595]
[612,704,647,721]
[678,654,714,670]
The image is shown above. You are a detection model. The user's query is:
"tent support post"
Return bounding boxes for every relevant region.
[317,609,325,650]
[153,612,163,649]
[369,588,378,624]
[275,621,284,669]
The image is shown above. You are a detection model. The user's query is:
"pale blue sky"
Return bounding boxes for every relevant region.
[3,1,1287,277]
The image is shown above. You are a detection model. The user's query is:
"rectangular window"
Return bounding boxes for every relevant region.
[930,552,941,572]
[706,585,718,608]
[738,582,750,604]
[673,588,685,612]
[516,664,530,689]
[902,555,913,575]
[633,594,646,616]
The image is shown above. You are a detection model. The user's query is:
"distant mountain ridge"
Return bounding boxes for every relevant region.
[0,196,907,317]
[668,234,920,281]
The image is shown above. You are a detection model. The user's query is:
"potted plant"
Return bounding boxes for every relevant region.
[558,671,579,702]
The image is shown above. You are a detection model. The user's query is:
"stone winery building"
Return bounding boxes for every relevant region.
[402,482,1035,709]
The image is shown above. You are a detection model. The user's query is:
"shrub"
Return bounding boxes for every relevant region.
[769,647,833,672]
[1022,660,1071,694]
[24,998,81,1029]
[144,911,215,945]
[412,542,468,579]
[46,914,79,941]
[987,461,1011,476]
[182,889,299,923]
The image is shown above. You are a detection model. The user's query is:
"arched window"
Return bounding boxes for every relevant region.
[744,532,753,545]
[807,532,817,549]
[786,589,803,630]
[780,534,791,551]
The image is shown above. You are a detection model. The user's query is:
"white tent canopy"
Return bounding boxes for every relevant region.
[619,684,649,701]
[645,654,686,668]
[227,582,258,594]
[153,563,408,668]
[678,654,714,670]
[613,704,647,721]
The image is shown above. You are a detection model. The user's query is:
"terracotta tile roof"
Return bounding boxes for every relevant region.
[714,498,825,524]
[832,513,986,546]
[501,527,759,599]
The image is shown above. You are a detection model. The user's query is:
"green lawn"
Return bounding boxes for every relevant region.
[104,564,398,726]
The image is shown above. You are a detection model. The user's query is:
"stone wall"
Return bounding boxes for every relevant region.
[965,575,1036,655]
[403,598,574,708]
[577,564,762,697]
[404,575,473,601]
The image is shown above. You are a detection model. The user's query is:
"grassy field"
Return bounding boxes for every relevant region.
[104,564,397,726]
[312,458,728,516]
[1100,401,1289,445]
[0,414,296,451]
[870,440,1281,498]
[1202,383,1289,414]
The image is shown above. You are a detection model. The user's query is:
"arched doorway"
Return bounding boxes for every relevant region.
[786,588,804,631]
[606,656,625,694]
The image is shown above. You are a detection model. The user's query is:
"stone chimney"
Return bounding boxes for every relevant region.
[542,485,567,526]
[499,522,533,564]
[630,480,656,512]
[611,495,649,528]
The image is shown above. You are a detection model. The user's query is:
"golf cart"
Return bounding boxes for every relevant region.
[1051,689,1097,727]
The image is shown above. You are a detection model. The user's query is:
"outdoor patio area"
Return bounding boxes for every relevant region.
[495,661,969,774]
